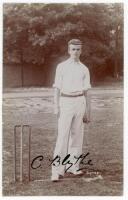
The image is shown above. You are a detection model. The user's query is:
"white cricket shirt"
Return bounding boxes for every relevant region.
[53,58,91,94]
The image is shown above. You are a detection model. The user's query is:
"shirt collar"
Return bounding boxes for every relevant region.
[67,58,81,64]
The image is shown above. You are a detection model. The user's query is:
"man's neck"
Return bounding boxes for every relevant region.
[69,57,80,63]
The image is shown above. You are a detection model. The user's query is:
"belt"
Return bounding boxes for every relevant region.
[61,93,84,97]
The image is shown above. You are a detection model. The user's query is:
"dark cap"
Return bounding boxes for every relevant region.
[68,39,82,46]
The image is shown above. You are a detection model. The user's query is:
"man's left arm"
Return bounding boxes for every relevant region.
[83,67,91,123]
[83,90,91,123]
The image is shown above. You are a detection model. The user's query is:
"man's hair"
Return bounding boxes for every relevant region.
[68,39,82,46]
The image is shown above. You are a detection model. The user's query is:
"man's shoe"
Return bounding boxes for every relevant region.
[67,169,84,176]
[51,174,59,182]
[51,174,63,182]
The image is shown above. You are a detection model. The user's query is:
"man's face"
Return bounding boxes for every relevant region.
[68,44,82,59]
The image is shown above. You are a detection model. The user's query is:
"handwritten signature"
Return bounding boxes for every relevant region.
[31,152,93,172]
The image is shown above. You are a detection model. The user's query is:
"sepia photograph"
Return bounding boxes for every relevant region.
[2,1,124,196]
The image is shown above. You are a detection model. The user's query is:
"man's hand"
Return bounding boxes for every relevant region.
[54,106,60,118]
[83,113,90,123]
[83,90,91,124]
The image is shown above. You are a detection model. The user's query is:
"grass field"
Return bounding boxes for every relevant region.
[2,87,123,196]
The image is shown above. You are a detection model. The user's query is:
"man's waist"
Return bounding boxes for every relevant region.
[61,92,84,97]
[61,90,83,95]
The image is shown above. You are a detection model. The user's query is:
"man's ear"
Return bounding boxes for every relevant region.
[68,46,70,54]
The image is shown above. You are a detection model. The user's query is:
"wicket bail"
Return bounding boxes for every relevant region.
[14,125,31,182]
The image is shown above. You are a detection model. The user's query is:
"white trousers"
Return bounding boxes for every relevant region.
[52,95,86,176]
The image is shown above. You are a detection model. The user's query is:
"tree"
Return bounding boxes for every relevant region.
[3,3,123,84]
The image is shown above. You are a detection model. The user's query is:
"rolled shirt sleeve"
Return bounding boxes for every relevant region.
[83,67,91,91]
[53,64,62,90]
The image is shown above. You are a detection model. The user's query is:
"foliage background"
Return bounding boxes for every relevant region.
[3,3,123,85]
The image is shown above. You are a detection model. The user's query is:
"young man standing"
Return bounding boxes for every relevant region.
[51,39,91,181]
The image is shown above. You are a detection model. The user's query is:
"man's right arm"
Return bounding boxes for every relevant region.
[53,63,62,118]
[54,87,60,118]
